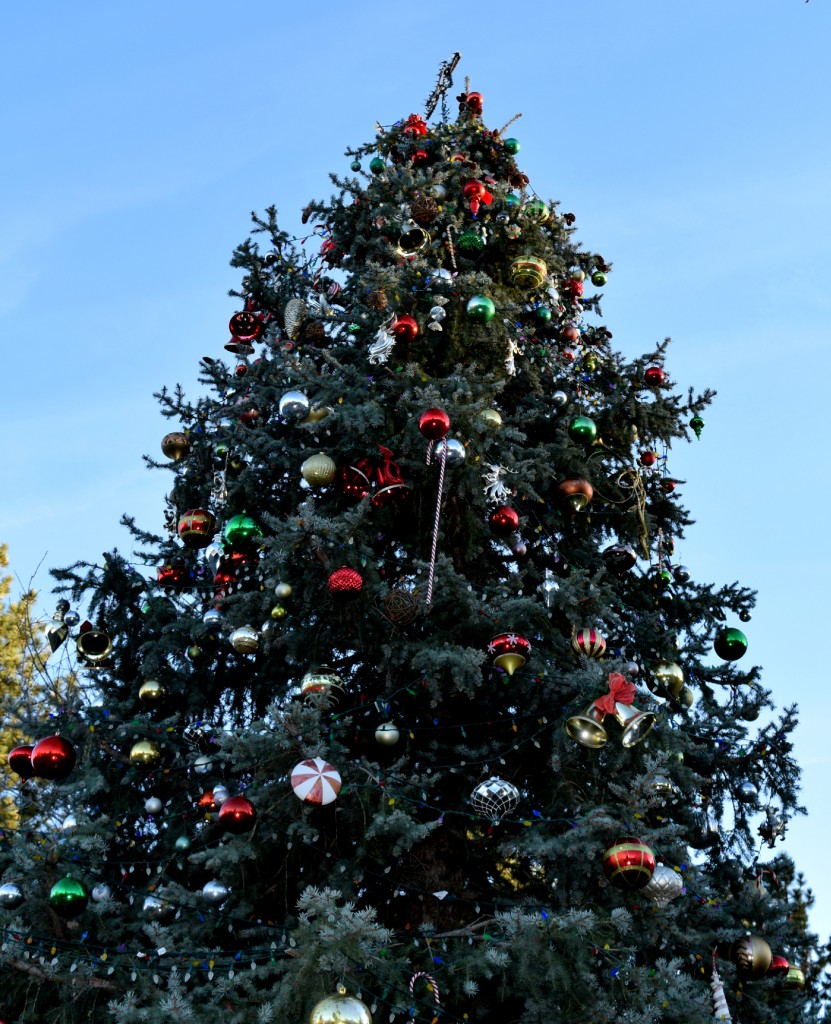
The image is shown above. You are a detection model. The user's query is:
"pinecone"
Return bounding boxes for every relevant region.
[411,195,439,227]
[367,290,389,312]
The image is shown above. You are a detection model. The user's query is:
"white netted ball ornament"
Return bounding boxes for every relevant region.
[470,777,520,819]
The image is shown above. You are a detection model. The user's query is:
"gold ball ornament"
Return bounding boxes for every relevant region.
[301,453,337,488]
[509,255,548,290]
[274,582,293,600]
[130,740,163,769]
[270,604,288,620]
[731,935,772,980]
[309,986,372,1024]
[230,625,260,653]
[139,679,167,707]
[478,408,503,429]
[651,661,684,697]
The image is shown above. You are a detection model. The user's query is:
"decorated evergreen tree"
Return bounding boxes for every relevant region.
[0,61,824,1023]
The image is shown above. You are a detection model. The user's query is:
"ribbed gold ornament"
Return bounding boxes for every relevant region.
[301,453,337,488]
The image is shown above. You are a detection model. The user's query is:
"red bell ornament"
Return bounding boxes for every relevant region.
[489,506,520,536]
[603,837,656,890]
[8,744,36,780]
[328,567,363,596]
[392,315,419,342]
[419,408,450,440]
[219,794,256,834]
[31,735,76,780]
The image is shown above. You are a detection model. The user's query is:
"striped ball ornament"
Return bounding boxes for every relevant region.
[571,628,607,659]
[603,837,656,891]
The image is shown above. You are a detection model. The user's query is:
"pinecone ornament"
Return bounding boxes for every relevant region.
[283,298,307,340]
[411,195,439,227]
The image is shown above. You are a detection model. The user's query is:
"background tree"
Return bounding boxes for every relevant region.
[0,63,824,1024]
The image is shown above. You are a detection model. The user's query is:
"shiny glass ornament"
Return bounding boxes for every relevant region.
[31,735,76,780]
[730,935,772,980]
[470,777,520,819]
[7,744,35,779]
[737,780,759,805]
[91,883,112,903]
[369,156,385,175]
[63,609,80,628]
[279,390,311,422]
[522,199,550,223]
[503,137,520,154]
[309,986,372,1024]
[539,574,559,609]
[434,438,465,464]
[690,413,705,438]
[567,415,597,445]
[144,796,163,815]
[591,270,608,286]
[556,478,593,511]
[291,757,342,804]
[465,294,496,323]
[219,795,256,834]
[603,544,637,574]
[201,879,230,905]
[571,628,606,659]
[651,661,684,697]
[487,633,532,675]
[142,894,174,923]
[0,882,24,909]
[509,255,547,289]
[418,407,450,439]
[641,863,683,907]
[270,604,287,620]
[489,506,520,536]
[130,740,162,769]
[223,513,264,549]
[478,409,502,429]
[551,390,568,409]
[375,722,400,746]
[49,876,89,919]
[714,627,747,661]
[139,679,167,707]
[161,431,190,461]
[350,159,361,172]
[177,508,217,549]
[175,835,192,852]
[300,668,344,705]
[230,625,260,653]
[602,837,656,890]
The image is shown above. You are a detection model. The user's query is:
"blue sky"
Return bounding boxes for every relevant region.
[2,0,830,937]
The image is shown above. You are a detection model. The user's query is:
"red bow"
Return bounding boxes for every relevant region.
[593,672,635,716]
[354,446,404,489]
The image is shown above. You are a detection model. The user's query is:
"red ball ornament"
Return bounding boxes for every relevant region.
[662,479,676,493]
[392,315,419,342]
[561,278,584,299]
[465,91,484,114]
[489,506,520,536]
[561,325,581,343]
[644,366,665,386]
[640,451,657,467]
[418,408,451,440]
[198,789,218,813]
[219,794,256,834]
[571,628,607,659]
[177,508,217,549]
[603,837,656,890]
[403,113,428,137]
[328,567,363,596]
[31,735,76,780]
[228,310,262,342]
[411,148,430,166]
[767,954,790,977]
[8,744,36,780]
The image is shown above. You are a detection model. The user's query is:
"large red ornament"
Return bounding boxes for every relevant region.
[328,568,363,596]
[392,315,419,342]
[8,744,36,780]
[403,113,428,137]
[157,561,191,591]
[644,366,665,386]
[640,451,657,467]
[561,325,581,343]
[465,91,484,114]
[228,310,262,341]
[418,408,450,440]
[487,633,532,676]
[411,148,430,167]
[489,506,520,536]
[219,794,257,834]
[572,628,607,659]
[561,278,584,300]
[177,509,217,549]
[603,837,656,890]
[463,180,493,216]
[767,954,790,977]
[31,735,76,780]
[338,464,371,501]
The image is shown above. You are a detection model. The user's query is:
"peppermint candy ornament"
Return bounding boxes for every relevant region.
[290,757,342,805]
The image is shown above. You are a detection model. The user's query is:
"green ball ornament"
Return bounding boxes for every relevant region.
[534,305,553,324]
[49,876,89,919]
[369,157,385,175]
[350,160,361,172]
[714,627,748,661]
[591,271,607,286]
[523,199,550,224]
[457,230,485,254]
[466,294,496,323]
[503,137,520,155]
[223,513,263,550]
[568,415,597,445]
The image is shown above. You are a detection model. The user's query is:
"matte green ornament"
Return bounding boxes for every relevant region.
[714,627,748,662]
[534,305,553,324]
[690,414,705,439]
[457,230,485,254]
[591,271,608,286]
[369,157,385,175]
[223,513,263,549]
[49,876,89,919]
[503,137,520,155]
[466,294,496,323]
[568,415,597,445]
[350,160,361,172]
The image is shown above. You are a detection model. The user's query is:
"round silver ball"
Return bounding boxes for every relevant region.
[278,390,311,423]
[0,882,25,909]
[737,780,759,806]
[202,608,224,628]
[551,390,568,409]
[230,625,260,653]
[211,784,230,806]
[201,879,230,905]
[142,894,173,923]
[63,610,80,629]
[435,438,466,464]
[470,777,520,819]
[375,723,400,746]
[193,754,213,775]
[175,835,192,852]
[144,796,163,816]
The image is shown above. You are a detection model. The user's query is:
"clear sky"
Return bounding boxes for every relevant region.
[2,0,830,939]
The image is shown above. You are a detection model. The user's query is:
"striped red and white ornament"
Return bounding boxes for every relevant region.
[290,757,342,805]
[571,627,607,659]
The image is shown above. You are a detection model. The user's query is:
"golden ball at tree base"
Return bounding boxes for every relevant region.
[309,986,372,1024]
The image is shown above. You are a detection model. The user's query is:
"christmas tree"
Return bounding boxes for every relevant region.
[1,60,824,1023]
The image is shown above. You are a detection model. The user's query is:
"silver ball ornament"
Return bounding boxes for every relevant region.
[175,836,192,852]
[470,777,520,819]
[202,607,224,628]
[375,722,400,746]
[551,390,568,409]
[0,882,25,909]
[737,780,759,806]
[435,438,466,464]
[278,390,311,422]
[144,796,163,815]
[230,624,260,653]
[142,894,174,923]
[63,610,80,629]
[211,784,230,806]
[641,863,683,907]
[201,879,230,905]
[274,582,293,600]
[91,883,112,903]
[193,755,213,775]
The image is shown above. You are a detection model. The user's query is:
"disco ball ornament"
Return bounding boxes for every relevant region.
[309,986,373,1024]
[138,679,167,707]
[144,796,163,815]
[219,795,257,834]
[435,438,466,463]
[730,935,772,980]
[602,837,656,891]
[31,736,76,780]
[7,744,35,780]
[290,757,342,805]
[49,876,89,919]
[714,627,748,661]
[470,777,520,819]
[230,625,260,653]
[129,740,163,769]
[201,879,230,905]
[91,883,112,903]
[0,882,24,909]
[641,863,683,907]
[374,722,400,746]
[279,389,311,422]
[571,628,607,659]
[737,780,759,805]
[327,567,363,596]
